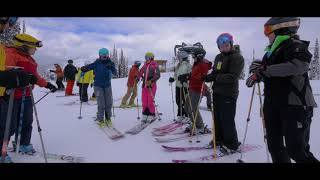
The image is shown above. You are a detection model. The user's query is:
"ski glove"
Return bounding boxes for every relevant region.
[46,82,57,93]
[29,74,38,85]
[90,83,93,88]
[146,80,153,87]
[178,73,191,83]
[249,60,265,73]
[246,72,263,88]
[169,77,175,83]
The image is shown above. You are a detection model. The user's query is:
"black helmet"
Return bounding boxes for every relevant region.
[68,59,73,64]
[192,48,206,59]
[264,17,300,36]
[134,60,141,67]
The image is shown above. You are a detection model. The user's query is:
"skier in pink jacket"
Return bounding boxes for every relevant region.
[136,52,161,123]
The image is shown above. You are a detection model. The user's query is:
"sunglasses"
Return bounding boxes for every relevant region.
[13,36,43,48]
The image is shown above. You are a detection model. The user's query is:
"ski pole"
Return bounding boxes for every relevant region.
[148,87,161,121]
[78,83,84,119]
[189,83,205,143]
[15,87,28,155]
[30,87,48,163]
[209,82,217,160]
[257,83,271,163]
[170,82,176,121]
[112,92,115,118]
[1,89,15,163]
[136,81,141,120]
[34,91,51,105]
[237,83,256,163]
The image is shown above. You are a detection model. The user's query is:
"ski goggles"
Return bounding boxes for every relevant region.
[13,36,43,48]
[0,17,18,26]
[99,55,109,59]
[264,19,300,36]
[145,56,153,61]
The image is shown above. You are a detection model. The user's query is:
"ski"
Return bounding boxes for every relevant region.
[56,94,79,97]
[100,126,125,140]
[162,144,262,152]
[151,123,185,136]
[155,132,211,143]
[8,147,84,163]
[125,118,157,135]
[172,144,262,163]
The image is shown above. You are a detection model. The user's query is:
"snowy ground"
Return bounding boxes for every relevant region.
[10,72,320,163]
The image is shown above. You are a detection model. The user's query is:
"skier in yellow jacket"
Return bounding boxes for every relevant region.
[76,61,94,103]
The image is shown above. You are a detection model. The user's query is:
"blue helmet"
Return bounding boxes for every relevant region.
[99,48,109,56]
[216,33,234,48]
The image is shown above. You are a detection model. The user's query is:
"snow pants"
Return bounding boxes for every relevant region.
[94,86,113,120]
[142,84,157,116]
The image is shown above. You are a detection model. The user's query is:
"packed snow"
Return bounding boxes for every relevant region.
[8,72,320,163]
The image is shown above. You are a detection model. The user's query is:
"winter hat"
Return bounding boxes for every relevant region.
[99,48,109,56]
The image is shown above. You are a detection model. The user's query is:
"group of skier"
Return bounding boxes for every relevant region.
[0,17,319,163]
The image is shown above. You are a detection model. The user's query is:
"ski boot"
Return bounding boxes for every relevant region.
[184,123,193,134]
[105,118,112,127]
[128,103,138,108]
[141,115,148,124]
[208,140,222,149]
[119,104,127,108]
[195,125,211,135]
[97,119,107,128]
[219,142,242,155]
[19,144,36,155]
[147,115,156,123]
[1,154,13,163]
[175,116,190,124]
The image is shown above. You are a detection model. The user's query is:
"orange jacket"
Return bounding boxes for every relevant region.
[5,47,48,99]
[127,65,139,87]
[53,65,64,78]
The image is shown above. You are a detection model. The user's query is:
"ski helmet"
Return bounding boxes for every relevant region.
[217,33,234,49]
[192,47,206,59]
[134,60,141,67]
[99,48,109,56]
[68,59,73,64]
[13,33,43,48]
[0,17,18,27]
[264,17,300,36]
[145,52,155,61]
[177,50,189,61]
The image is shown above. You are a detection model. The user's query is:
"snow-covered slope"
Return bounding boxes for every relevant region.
[11,72,320,163]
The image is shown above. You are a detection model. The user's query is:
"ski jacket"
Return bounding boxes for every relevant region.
[174,61,192,88]
[64,64,78,81]
[127,65,139,87]
[189,59,211,93]
[137,60,161,88]
[76,68,94,84]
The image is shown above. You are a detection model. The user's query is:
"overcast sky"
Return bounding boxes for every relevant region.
[24,17,320,68]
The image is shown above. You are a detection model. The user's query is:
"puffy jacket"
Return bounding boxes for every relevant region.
[137,60,161,88]
[84,58,117,88]
[189,59,211,93]
[64,64,78,81]
[76,69,94,84]
[174,61,192,88]
[5,47,48,99]
[127,65,139,87]
[261,35,317,107]
[209,49,244,97]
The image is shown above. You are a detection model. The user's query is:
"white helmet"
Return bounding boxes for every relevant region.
[177,50,189,61]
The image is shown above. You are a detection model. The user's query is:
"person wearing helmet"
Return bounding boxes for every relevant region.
[169,50,192,123]
[76,61,94,103]
[204,33,244,152]
[120,60,141,108]
[4,33,57,156]
[246,17,318,163]
[178,47,212,135]
[136,52,161,123]
[50,64,65,90]
[0,17,40,163]
[81,48,117,128]
[63,59,78,96]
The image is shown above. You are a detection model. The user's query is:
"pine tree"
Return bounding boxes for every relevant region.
[309,38,320,80]
[0,20,21,46]
[111,44,119,78]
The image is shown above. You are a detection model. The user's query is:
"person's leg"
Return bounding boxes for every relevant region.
[128,85,137,106]
[147,85,157,115]
[176,87,182,117]
[219,95,239,150]
[282,106,318,162]
[19,97,33,146]
[189,90,204,129]
[141,87,148,114]
[94,87,105,121]
[79,84,83,101]
[65,80,72,95]
[82,84,89,102]
[264,100,290,163]
[121,86,131,106]
[213,94,223,142]
[104,87,113,120]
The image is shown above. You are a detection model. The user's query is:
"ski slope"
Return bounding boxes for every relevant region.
[11,72,320,163]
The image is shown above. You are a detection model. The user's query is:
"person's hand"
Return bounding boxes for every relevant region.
[169,77,175,83]
[46,82,57,93]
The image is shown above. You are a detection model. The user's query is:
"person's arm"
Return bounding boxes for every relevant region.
[111,62,117,76]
